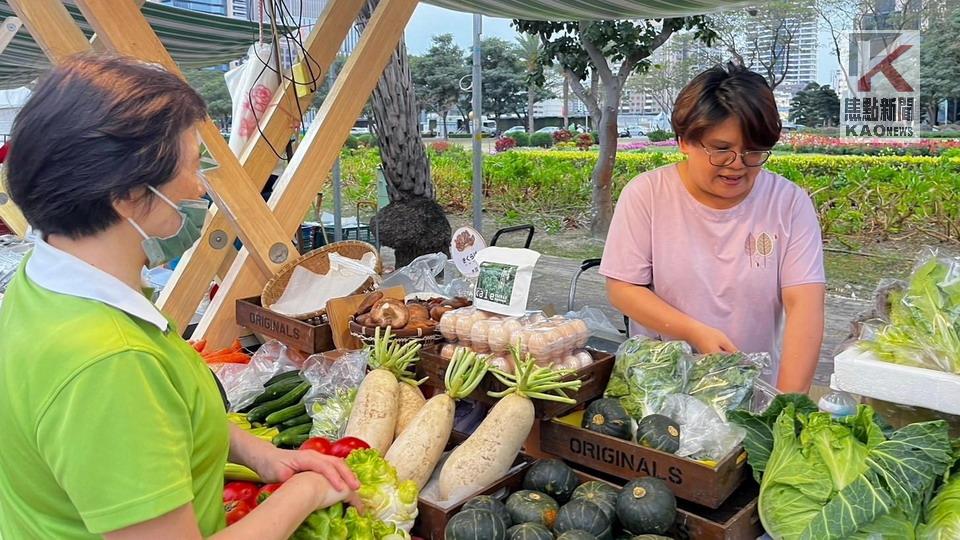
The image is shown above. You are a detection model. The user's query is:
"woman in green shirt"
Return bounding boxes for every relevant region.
[0,55,359,539]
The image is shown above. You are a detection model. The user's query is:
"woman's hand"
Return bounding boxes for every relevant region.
[687,323,738,354]
[281,470,363,511]
[251,445,360,492]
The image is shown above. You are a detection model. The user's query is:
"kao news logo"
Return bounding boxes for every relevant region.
[844,31,921,138]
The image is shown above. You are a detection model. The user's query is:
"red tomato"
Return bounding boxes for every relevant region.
[299,437,333,454]
[224,499,252,525]
[329,437,370,458]
[256,483,282,504]
[223,481,259,506]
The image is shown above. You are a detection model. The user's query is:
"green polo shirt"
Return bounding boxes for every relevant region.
[0,255,229,537]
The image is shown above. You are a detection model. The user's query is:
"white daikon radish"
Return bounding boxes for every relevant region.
[437,352,582,501]
[344,327,422,453]
[385,348,489,488]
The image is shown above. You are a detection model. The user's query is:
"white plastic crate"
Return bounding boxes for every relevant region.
[833,346,960,415]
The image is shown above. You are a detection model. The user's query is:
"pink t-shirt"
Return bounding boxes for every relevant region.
[599,164,825,379]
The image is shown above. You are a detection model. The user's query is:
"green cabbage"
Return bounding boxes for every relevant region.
[919,473,960,539]
[729,395,953,539]
[346,449,419,533]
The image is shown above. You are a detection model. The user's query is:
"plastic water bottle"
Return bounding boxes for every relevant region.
[819,376,858,419]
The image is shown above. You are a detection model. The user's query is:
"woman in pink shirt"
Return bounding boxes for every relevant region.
[600,64,826,392]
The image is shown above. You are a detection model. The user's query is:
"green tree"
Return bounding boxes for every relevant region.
[789,82,840,127]
[183,67,232,127]
[475,37,527,127]
[514,19,717,237]
[919,5,960,125]
[626,31,708,119]
[410,34,467,138]
[515,34,553,132]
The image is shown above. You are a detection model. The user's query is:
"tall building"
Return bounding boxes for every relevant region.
[155,0,227,16]
[227,0,249,20]
[747,9,819,88]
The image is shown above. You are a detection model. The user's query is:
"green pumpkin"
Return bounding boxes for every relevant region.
[507,522,554,540]
[571,481,619,522]
[616,478,677,535]
[635,414,680,454]
[582,398,632,440]
[463,495,512,527]
[445,508,509,540]
[505,490,560,528]
[556,531,598,540]
[554,499,612,539]
[523,459,580,504]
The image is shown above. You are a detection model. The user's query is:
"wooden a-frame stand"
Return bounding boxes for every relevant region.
[5,0,418,347]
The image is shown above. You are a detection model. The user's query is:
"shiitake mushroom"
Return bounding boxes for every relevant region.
[369,298,409,328]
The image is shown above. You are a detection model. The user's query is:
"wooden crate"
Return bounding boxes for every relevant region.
[413,457,536,540]
[538,410,748,509]
[417,344,614,419]
[412,457,762,540]
[235,296,335,354]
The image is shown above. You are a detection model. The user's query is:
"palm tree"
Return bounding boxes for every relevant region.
[516,34,540,133]
[357,0,451,267]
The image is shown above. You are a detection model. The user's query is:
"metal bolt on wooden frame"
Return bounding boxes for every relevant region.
[7,0,418,347]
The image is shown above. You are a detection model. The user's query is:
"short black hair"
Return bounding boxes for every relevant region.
[5,54,207,238]
[671,63,781,150]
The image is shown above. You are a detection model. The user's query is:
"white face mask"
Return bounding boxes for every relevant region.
[127,185,209,268]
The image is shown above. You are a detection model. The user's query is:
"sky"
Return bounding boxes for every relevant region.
[403,4,842,88]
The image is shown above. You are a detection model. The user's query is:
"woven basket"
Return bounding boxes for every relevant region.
[260,240,382,321]
[348,319,443,346]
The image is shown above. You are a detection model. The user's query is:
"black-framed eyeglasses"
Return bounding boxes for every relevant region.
[699,143,772,168]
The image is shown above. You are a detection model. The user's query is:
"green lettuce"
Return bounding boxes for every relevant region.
[864,256,960,373]
[730,395,953,539]
[346,449,419,533]
[291,503,349,540]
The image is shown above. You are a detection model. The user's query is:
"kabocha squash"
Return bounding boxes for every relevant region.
[616,478,676,535]
[523,459,580,504]
[582,398,632,440]
[506,522,554,540]
[463,495,512,528]
[556,531,598,540]
[554,499,612,539]
[445,508,509,540]
[571,481,619,521]
[635,414,680,454]
[505,490,560,528]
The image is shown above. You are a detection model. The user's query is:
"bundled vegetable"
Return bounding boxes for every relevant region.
[604,338,689,419]
[346,448,419,533]
[729,394,953,539]
[343,328,423,453]
[861,254,960,373]
[385,347,489,488]
[437,349,582,501]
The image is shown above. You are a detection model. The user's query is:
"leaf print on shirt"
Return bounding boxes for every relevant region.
[745,233,756,268]
[754,232,777,268]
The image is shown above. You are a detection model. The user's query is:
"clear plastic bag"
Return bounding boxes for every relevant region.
[380,252,473,299]
[658,393,746,462]
[219,340,301,412]
[858,248,960,373]
[564,306,622,344]
[302,350,368,440]
[686,352,769,420]
[603,337,691,419]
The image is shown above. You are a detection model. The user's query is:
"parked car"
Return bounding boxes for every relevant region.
[503,125,526,135]
[534,126,561,135]
[618,126,631,137]
[781,121,803,132]
[350,126,369,135]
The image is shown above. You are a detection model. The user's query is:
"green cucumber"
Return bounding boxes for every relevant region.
[247,381,311,424]
[251,376,305,406]
[264,369,301,387]
[280,413,313,429]
[272,423,312,447]
[288,434,310,448]
[266,403,307,426]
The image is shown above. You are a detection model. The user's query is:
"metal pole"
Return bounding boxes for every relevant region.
[471,14,483,233]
